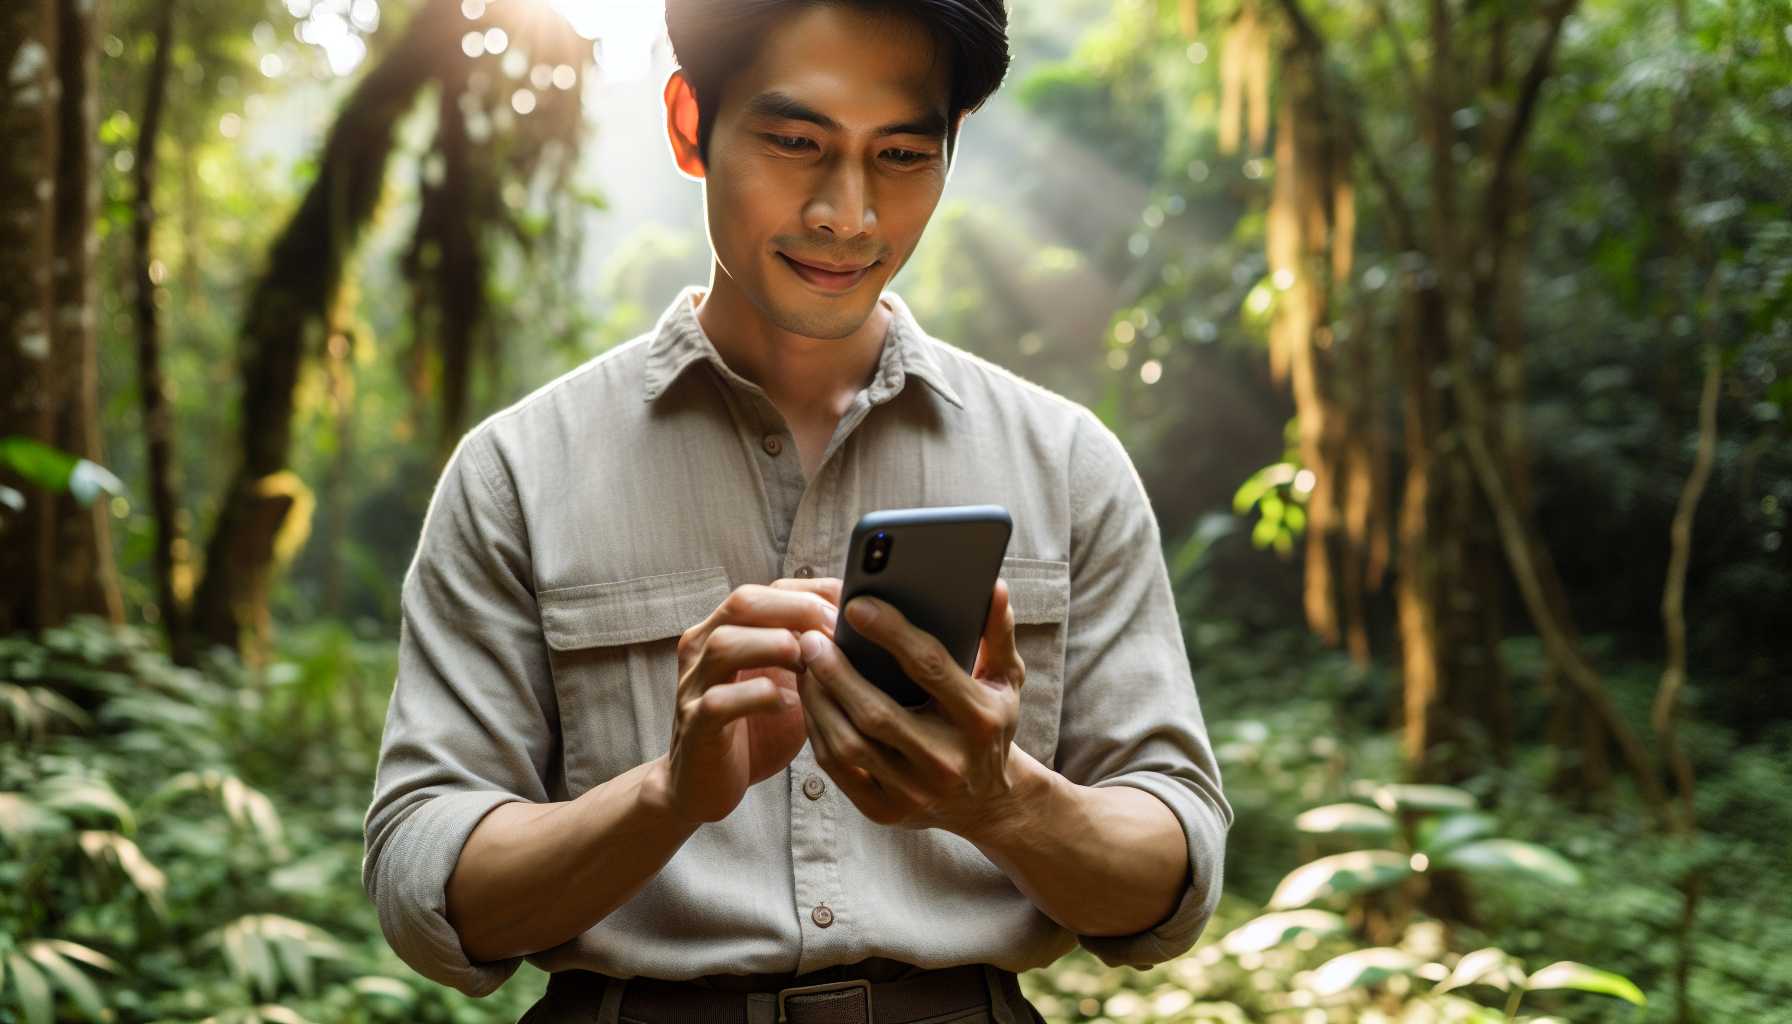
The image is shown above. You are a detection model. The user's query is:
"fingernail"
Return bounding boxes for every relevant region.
[780,688,801,707]
[799,630,825,663]
[847,597,877,627]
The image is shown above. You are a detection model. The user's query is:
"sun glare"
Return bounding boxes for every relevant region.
[546,0,664,82]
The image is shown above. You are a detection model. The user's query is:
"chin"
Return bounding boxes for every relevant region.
[764,273,880,340]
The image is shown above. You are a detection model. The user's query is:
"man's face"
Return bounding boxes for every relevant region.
[695,5,954,340]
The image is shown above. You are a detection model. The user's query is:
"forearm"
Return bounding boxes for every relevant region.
[960,746,1189,937]
[445,755,698,962]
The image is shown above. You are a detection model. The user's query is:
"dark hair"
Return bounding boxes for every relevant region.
[664,0,1010,165]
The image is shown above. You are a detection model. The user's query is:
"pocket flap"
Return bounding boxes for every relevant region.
[538,566,731,651]
[1000,556,1070,624]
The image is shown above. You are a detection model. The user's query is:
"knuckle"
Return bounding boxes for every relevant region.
[704,625,739,663]
[859,704,894,738]
[720,587,757,620]
[910,643,951,684]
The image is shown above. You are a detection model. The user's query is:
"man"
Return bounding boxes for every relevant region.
[361,1,1232,1021]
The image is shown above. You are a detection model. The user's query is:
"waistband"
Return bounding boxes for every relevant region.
[524,961,1033,1024]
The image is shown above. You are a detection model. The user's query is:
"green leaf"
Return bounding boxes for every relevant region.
[1435,839,1582,886]
[1371,783,1478,814]
[1306,947,1421,997]
[1526,961,1647,1005]
[350,976,417,1004]
[1434,947,1525,994]
[0,437,78,493]
[39,940,118,974]
[1294,803,1398,838]
[1417,812,1499,854]
[1268,850,1414,909]
[41,776,135,832]
[270,935,314,998]
[1219,910,1348,955]
[0,792,63,841]
[24,942,105,1021]
[5,951,53,1024]
[243,927,278,1001]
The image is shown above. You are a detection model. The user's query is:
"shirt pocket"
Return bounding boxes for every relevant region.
[999,556,1069,768]
[537,565,732,794]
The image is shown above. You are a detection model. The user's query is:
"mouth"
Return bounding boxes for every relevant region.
[778,252,879,293]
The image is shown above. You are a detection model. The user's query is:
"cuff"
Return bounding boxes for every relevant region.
[1076,771,1229,969]
[364,790,530,997]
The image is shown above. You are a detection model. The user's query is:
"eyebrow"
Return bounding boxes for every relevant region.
[743,90,949,139]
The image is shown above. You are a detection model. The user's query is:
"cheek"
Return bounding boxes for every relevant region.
[708,157,794,247]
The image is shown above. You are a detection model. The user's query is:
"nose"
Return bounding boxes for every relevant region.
[803,157,876,240]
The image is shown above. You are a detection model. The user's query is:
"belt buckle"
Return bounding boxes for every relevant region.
[776,977,873,1023]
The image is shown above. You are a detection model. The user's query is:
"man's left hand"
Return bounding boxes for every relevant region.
[795,578,1026,836]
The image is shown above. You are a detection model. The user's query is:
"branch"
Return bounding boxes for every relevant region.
[1371,0,1423,101]
[1486,0,1580,202]
[1654,271,1722,836]
[1273,0,1420,249]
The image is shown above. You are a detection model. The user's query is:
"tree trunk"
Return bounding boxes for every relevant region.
[46,0,124,628]
[1,0,123,632]
[132,0,189,660]
[0,0,61,633]
[186,0,461,661]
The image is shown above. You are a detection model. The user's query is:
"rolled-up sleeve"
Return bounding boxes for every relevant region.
[361,425,557,997]
[1055,408,1232,969]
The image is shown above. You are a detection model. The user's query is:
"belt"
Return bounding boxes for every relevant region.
[534,963,995,1024]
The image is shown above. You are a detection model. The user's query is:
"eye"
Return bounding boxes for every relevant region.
[883,148,932,166]
[764,133,814,152]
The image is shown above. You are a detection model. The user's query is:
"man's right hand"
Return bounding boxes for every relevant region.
[649,575,843,826]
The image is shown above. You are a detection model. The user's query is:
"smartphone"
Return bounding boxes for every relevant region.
[830,504,1013,708]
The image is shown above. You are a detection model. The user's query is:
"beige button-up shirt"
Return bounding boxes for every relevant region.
[361,284,1232,997]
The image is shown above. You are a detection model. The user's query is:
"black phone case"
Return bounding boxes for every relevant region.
[831,504,1013,708]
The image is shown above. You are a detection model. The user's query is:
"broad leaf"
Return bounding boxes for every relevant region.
[5,951,52,1024]
[1268,850,1413,909]
[1436,839,1582,886]
[1526,961,1647,1005]
[1435,946,1526,994]
[1219,909,1348,955]
[1294,803,1398,837]
[1418,812,1499,854]
[1371,783,1477,815]
[1306,947,1422,997]
[24,942,105,1022]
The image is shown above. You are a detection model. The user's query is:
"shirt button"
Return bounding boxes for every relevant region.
[811,904,834,928]
[762,434,783,456]
[802,774,826,800]
[794,565,814,579]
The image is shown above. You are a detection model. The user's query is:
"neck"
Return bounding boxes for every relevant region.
[692,263,892,421]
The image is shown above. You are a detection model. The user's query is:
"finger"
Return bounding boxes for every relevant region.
[700,585,839,643]
[801,629,958,791]
[683,675,797,740]
[771,576,843,608]
[971,577,1023,687]
[692,624,805,690]
[797,669,875,788]
[843,595,988,726]
[800,670,913,821]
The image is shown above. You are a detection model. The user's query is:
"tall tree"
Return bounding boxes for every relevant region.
[185,0,592,661]
[1,0,124,633]
[1213,0,1667,806]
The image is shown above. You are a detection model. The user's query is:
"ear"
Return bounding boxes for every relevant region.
[663,69,707,180]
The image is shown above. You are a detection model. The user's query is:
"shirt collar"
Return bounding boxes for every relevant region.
[641,284,964,409]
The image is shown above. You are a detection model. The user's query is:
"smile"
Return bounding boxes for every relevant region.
[779,252,878,293]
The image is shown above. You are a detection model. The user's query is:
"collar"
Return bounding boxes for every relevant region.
[641,284,964,409]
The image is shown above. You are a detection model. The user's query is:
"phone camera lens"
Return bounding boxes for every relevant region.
[863,531,891,574]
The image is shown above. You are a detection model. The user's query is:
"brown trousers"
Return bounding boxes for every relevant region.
[517,960,1047,1024]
